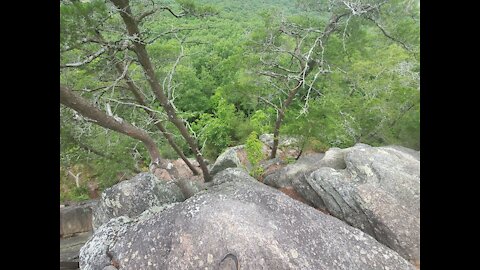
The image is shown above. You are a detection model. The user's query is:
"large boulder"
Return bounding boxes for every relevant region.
[92,173,186,230]
[263,152,328,209]
[259,133,302,159]
[304,144,420,263]
[80,168,415,270]
[153,158,204,181]
[289,144,377,211]
[210,135,304,177]
[60,231,93,262]
[259,133,299,149]
[209,145,247,176]
[263,153,325,189]
[382,145,420,161]
[209,144,271,176]
[60,200,97,238]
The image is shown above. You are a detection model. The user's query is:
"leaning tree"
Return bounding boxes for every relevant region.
[60,0,215,181]
[252,0,419,158]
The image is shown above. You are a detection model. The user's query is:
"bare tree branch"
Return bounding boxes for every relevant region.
[258,70,300,82]
[342,0,388,16]
[136,6,186,22]
[342,14,353,53]
[146,26,208,44]
[163,34,186,101]
[60,85,162,168]
[61,47,107,68]
[255,95,281,111]
[105,97,167,117]
[365,16,412,52]
[159,6,185,18]
[268,79,290,96]
[137,9,157,22]
[61,37,106,53]
[260,57,301,74]
[298,67,324,117]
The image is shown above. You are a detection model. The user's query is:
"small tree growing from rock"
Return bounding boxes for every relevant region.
[245,131,265,178]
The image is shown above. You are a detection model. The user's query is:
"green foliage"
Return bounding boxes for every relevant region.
[60,165,93,203]
[92,159,136,190]
[176,0,196,10]
[245,131,264,165]
[285,156,296,164]
[60,113,143,196]
[61,184,88,203]
[245,131,264,178]
[250,110,271,134]
[60,0,108,46]
[192,98,241,160]
[60,188,89,203]
[174,65,213,112]
[175,0,218,17]
[307,139,330,153]
[71,186,90,201]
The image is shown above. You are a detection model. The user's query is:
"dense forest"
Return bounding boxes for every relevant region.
[60,0,419,202]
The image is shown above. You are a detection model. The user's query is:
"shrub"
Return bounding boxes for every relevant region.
[245,131,265,178]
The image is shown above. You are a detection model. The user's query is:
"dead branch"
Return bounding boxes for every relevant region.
[137,6,186,23]
[61,47,107,68]
[365,16,412,52]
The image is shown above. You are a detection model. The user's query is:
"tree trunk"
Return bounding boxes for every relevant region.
[270,80,303,159]
[60,85,162,170]
[72,11,198,176]
[110,0,211,182]
[295,136,308,160]
[270,113,282,159]
[113,62,199,176]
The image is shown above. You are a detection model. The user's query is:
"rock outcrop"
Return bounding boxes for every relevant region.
[263,143,420,263]
[308,144,420,262]
[61,231,93,263]
[92,173,187,229]
[60,200,97,238]
[209,145,247,176]
[259,133,299,149]
[80,168,415,270]
[263,153,326,189]
[209,134,302,177]
[153,158,204,181]
[263,152,327,208]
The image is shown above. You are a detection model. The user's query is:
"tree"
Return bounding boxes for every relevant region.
[62,0,200,175]
[113,60,200,175]
[60,0,213,181]
[253,0,418,158]
[108,0,212,181]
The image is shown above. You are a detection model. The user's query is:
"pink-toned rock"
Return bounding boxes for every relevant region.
[154,168,172,181]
